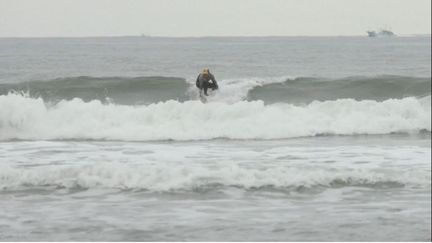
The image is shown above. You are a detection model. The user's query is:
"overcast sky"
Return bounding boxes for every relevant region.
[0,0,430,37]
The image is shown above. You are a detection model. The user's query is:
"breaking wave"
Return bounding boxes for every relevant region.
[0,161,430,191]
[0,92,430,141]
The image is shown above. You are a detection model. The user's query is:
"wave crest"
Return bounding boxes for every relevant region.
[0,76,190,105]
[248,75,431,104]
[1,75,430,104]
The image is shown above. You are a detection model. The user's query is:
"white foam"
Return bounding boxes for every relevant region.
[186,76,291,103]
[0,159,429,191]
[0,93,430,141]
[1,139,430,191]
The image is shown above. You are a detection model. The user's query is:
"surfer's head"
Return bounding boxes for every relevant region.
[201,68,210,78]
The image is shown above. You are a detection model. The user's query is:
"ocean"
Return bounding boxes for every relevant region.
[0,36,430,241]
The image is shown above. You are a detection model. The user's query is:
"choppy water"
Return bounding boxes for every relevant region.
[0,36,431,241]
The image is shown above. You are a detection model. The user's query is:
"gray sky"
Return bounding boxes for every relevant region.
[0,0,430,37]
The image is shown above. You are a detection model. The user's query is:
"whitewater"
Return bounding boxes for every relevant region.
[0,92,430,141]
[0,36,431,241]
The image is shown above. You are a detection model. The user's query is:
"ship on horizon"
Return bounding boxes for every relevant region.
[367,28,395,37]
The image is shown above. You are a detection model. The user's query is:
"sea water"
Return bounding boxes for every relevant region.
[0,36,431,241]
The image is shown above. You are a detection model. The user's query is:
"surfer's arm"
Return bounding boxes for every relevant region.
[210,74,218,89]
[196,74,203,89]
[210,73,217,84]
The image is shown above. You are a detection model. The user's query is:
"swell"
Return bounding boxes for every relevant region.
[247,75,431,104]
[0,75,430,105]
[0,76,190,105]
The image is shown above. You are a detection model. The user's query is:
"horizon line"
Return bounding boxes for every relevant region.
[1,33,431,39]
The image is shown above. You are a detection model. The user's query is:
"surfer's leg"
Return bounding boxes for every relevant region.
[200,81,207,95]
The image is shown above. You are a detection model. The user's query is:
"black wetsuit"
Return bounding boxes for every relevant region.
[196,73,218,95]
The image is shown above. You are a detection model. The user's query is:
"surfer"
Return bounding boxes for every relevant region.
[196,68,218,96]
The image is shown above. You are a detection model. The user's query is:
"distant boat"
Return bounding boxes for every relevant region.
[367,28,395,37]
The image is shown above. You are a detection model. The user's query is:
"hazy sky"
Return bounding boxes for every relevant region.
[0,0,430,37]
